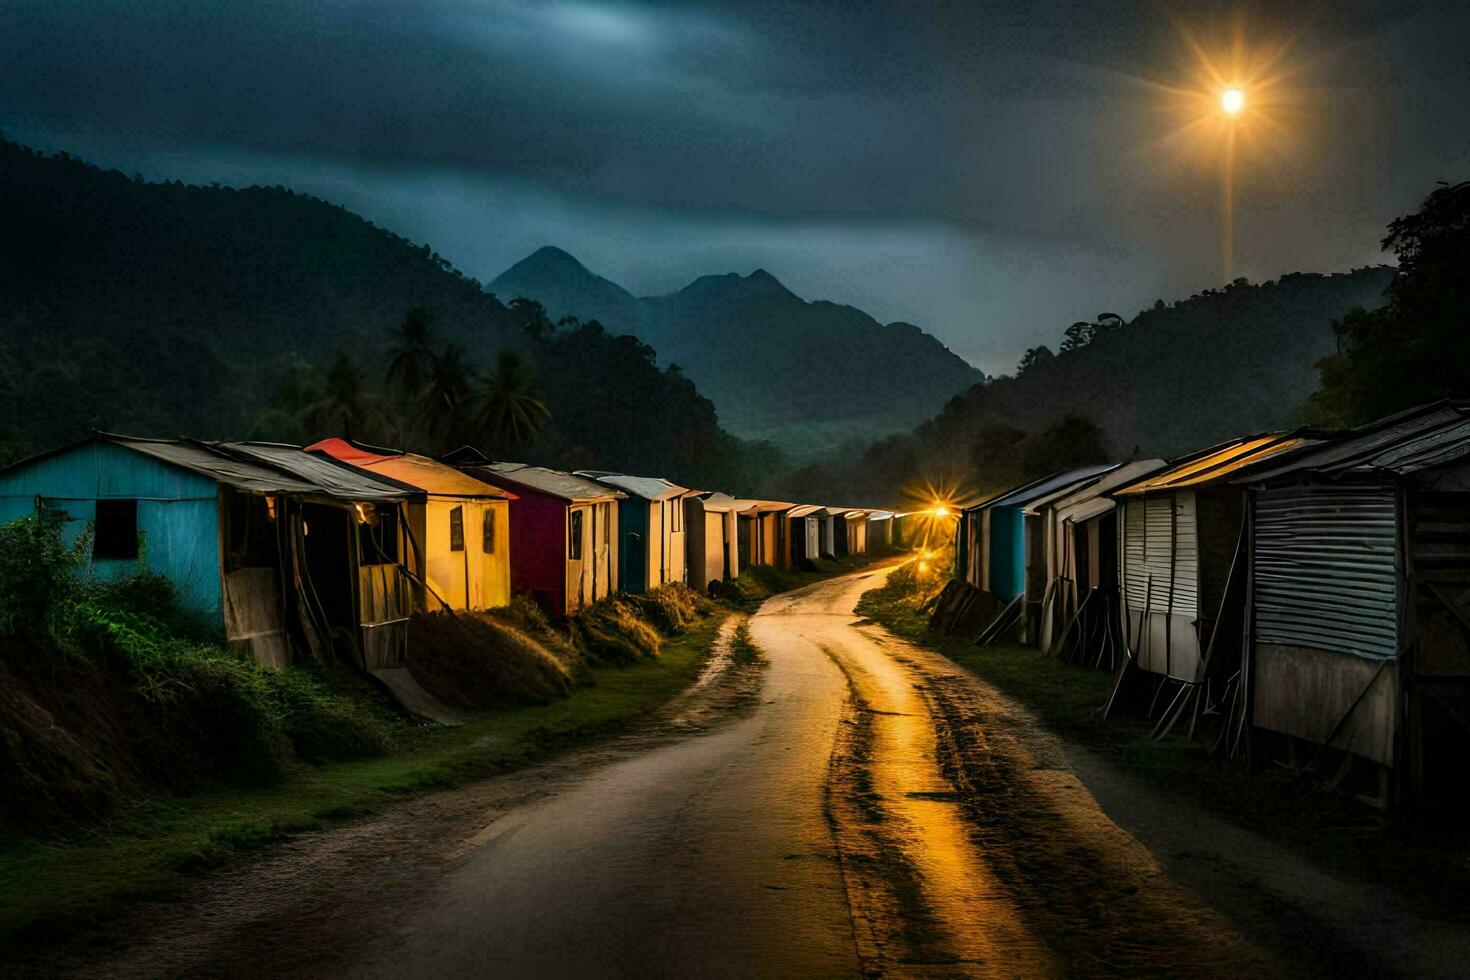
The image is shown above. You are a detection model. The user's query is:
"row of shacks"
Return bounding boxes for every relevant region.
[953,401,1470,811]
[0,433,908,713]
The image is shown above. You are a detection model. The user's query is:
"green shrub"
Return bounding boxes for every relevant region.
[488,594,582,673]
[0,513,396,804]
[54,588,396,781]
[630,583,711,634]
[569,596,664,665]
[407,609,575,709]
[0,511,86,636]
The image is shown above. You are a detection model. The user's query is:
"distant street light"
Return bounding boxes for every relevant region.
[1136,20,1305,285]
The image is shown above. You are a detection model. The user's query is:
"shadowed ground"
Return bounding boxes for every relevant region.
[58,565,1432,977]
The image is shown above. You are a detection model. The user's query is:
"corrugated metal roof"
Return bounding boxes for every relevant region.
[1116,435,1316,495]
[307,438,513,499]
[468,461,623,502]
[730,499,797,513]
[786,504,827,519]
[1047,459,1169,523]
[574,471,690,501]
[1023,464,1124,515]
[693,491,749,513]
[108,436,323,495]
[216,442,420,502]
[967,463,1117,513]
[1238,402,1470,483]
[1060,496,1115,525]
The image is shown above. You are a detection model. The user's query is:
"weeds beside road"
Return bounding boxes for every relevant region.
[0,615,725,953]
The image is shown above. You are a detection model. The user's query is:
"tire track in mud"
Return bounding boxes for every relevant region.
[821,647,955,975]
[865,628,1282,979]
[818,640,1059,977]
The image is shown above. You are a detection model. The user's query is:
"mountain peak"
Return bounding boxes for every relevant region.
[490,245,641,329]
[673,267,797,302]
[744,268,792,294]
[510,245,594,278]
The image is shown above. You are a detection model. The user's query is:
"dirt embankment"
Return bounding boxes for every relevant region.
[0,634,391,833]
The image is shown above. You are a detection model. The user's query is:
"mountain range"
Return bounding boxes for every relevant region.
[0,138,772,492]
[491,247,984,456]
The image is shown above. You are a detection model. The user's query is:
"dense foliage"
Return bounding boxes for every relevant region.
[777,266,1394,506]
[0,137,779,493]
[1310,182,1470,425]
[0,514,396,827]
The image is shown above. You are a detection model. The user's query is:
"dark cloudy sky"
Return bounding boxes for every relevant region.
[4,1,1467,373]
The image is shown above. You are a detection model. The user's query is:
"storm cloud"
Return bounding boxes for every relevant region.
[4,0,1466,373]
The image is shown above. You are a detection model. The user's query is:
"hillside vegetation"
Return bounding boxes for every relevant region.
[779,267,1395,506]
[0,137,773,492]
[0,510,717,835]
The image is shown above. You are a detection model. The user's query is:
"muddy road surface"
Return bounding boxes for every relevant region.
[60,565,1449,978]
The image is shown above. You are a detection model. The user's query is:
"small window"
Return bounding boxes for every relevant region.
[449,505,465,552]
[94,499,138,560]
[569,509,584,560]
[482,509,497,554]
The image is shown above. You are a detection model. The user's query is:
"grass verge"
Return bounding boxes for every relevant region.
[0,612,728,952]
[857,569,1470,921]
[717,552,886,609]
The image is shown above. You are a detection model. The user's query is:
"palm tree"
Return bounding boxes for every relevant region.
[386,308,435,399]
[422,344,475,451]
[475,349,551,457]
[305,353,370,439]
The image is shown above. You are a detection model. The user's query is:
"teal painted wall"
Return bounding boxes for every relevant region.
[988,506,1025,601]
[617,498,649,594]
[0,441,224,623]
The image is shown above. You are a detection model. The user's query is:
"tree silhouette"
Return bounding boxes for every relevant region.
[386,307,435,400]
[1311,181,1470,425]
[1016,345,1054,376]
[475,349,551,457]
[509,296,554,341]
[422,344,475,451]
[305,353,371,439]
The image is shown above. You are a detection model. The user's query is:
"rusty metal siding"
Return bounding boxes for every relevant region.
[1252,485,1398,659]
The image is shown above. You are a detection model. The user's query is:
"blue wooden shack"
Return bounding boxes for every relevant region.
[960,465,1116,602]
[0,434,416,669]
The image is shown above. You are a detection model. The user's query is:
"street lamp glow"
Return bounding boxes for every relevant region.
[1221,88,1244,115]
[932,504,950,518]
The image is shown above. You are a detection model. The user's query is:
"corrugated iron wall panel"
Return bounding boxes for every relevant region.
[1121,493,1198,618]
[1253,485,1398,659]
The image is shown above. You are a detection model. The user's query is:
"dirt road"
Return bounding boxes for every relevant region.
[61,564,1448,977]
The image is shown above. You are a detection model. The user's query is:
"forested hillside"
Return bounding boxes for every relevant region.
[0,138,773,492]
[776,268,1396,507]
[491,247,984,457]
